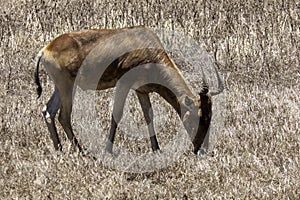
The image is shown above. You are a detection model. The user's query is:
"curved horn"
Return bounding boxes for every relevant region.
[200,65,224,96]
[210,65,224,96]
[200,66,209,94]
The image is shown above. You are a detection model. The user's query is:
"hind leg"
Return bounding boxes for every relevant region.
[57,86,82,152]
[43,87,61,150]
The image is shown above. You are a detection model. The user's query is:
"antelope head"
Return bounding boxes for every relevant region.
[181,66,224,154]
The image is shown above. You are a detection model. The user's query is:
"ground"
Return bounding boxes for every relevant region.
[0,0,299,199]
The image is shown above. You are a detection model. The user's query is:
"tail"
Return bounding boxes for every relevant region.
[35,49,44,98]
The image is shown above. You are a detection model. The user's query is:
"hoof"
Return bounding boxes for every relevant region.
[153,148,161,154]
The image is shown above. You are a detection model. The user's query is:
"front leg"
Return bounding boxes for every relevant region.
[105,83,130,154]
[136,91,160,152]
[105,115,118,153]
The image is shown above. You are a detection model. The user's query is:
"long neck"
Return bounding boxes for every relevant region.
[155,66,196,118]
[165,68,195,98]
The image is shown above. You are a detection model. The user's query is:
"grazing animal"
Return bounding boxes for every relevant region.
[35,26,224,154]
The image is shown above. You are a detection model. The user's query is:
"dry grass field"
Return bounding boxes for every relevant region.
[0,0,299,199]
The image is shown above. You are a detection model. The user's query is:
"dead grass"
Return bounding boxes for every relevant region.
[0,0,299,199]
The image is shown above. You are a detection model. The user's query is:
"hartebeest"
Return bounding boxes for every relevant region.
[35,26,224,154]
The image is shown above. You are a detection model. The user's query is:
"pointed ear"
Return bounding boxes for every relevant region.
[184,95,194,107]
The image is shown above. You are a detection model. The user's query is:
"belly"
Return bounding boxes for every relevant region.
[96,79,117,90]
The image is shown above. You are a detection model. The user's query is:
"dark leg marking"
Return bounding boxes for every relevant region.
[105,116,118,154]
